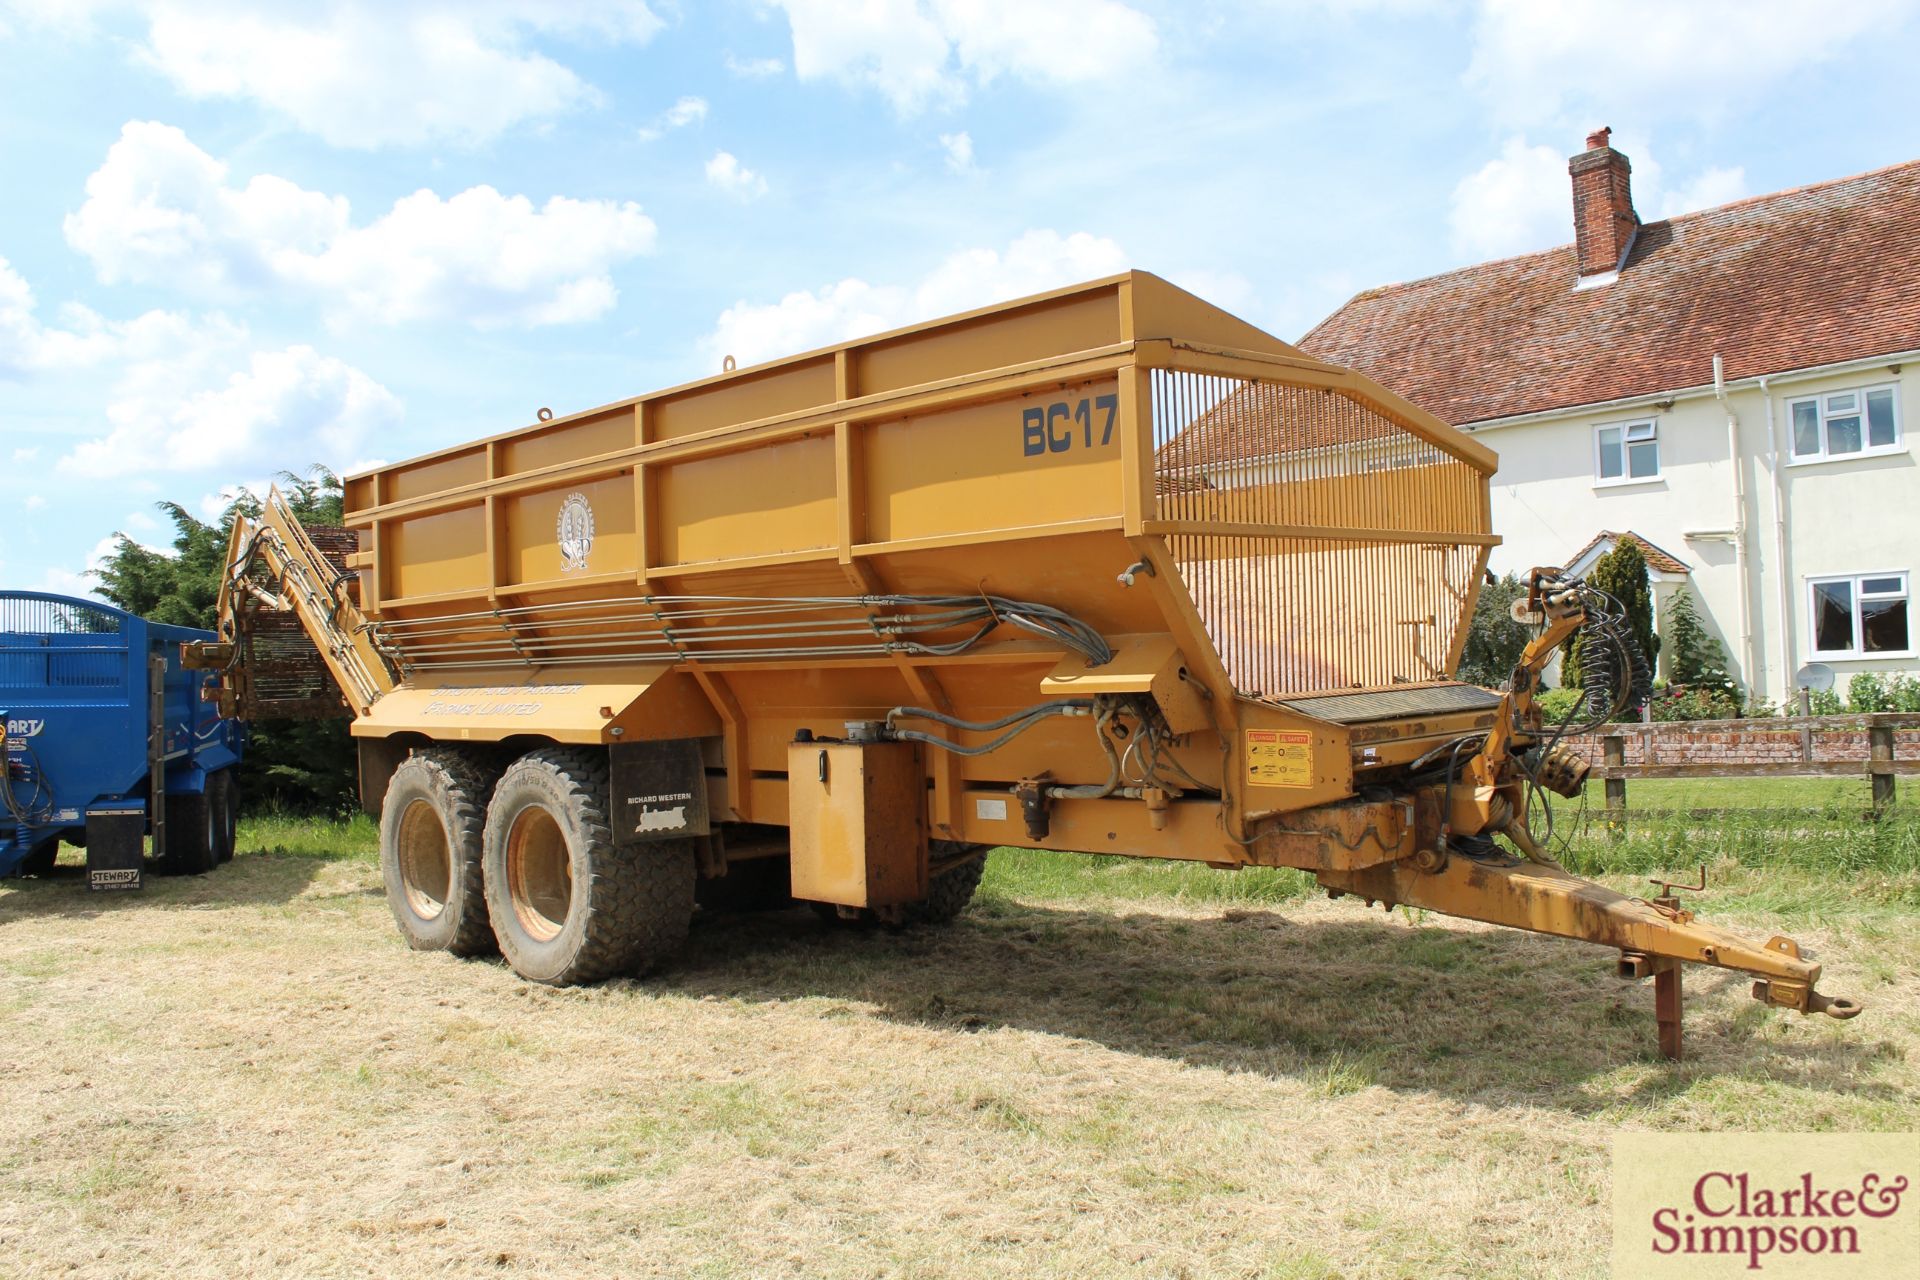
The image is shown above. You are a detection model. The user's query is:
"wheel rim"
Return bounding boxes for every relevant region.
[396,799,452,920]
[506,805,571,943]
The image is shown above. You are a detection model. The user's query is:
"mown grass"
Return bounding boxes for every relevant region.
[238,810,378,861]
[8,782,1916,1280]
[1580,775,1871,810]
[981,845,1314,905]
[1546,794,1919,890]
[234,776,1917,915]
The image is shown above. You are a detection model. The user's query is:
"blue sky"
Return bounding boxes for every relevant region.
[4,0,1918,596]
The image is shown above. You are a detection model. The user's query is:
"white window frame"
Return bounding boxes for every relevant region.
[1786,382,1902,464]
[1806,570,1913,660]
[1593,417,1661,487]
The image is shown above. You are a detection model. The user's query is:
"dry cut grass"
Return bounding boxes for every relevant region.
[0,823,1915,1280]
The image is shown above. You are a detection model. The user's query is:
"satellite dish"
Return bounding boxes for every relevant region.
[1794,662,1835,692]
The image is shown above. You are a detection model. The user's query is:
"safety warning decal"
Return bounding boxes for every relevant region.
[1245,730,1313,787]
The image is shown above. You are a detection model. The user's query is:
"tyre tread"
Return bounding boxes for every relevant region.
[903,843,987,925]
[494,747,693,985]
[411,746,499,957]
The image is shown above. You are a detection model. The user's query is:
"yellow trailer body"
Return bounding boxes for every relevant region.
[194,271,1860,1056]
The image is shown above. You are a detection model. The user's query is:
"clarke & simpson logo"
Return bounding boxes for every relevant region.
[1649,1169,1907,1269]
[1614,1133,1917,1278]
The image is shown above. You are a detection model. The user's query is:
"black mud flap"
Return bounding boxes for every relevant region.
[609,740,710,846]
[85,804,145,891]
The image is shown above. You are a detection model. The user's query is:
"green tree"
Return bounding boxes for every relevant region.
[1661,585,1731,689]
[1457,572,1532,688]
[92,467,359,814]
[1563,538,1660,710]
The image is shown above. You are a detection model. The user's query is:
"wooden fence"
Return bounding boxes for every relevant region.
[1583,712,1920,823]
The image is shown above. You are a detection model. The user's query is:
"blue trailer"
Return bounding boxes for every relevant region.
[1,591,246,888]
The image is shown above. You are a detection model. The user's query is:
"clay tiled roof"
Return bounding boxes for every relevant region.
[1155,380,1401,471]
[1566,530,1690,575]
[1297,159,1920,426]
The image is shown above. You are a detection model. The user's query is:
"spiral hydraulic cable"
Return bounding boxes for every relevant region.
[0,740,56,827]
[1499,570,1652,861]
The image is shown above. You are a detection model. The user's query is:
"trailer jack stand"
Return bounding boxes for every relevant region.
[1619,952,1684,1060]
[1656,964,1683,1061]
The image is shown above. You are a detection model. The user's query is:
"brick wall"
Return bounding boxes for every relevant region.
[1556,727,1920,767]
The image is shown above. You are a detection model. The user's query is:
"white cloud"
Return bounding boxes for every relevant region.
[65,122,657,328]
[664,95,709,128]
[132,0,663,148]
[24,494,46,511]
[706,228,1128,367]
[939,130,975,173]
[60,341,402,479]
[11,447,40,465]
[771,0,1158,112]
[637,94,708,141]
[34,535,124,601]
[1467,0,1916,124]
[1450,132,1760,262]
[1656,166,1749,219]
[1448,136,1567,260]
[0,256,118,376]
[725,52,785,78]
[705,151,769,200]
[197,481,264,519]
[1,253,231,379]
[0,1,111,36]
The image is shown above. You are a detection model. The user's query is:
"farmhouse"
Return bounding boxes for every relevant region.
[1296,130,1920,704]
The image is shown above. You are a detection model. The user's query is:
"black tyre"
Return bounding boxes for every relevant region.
[483,747,695,985]
[904,843,988,925]
[809,843,987,928]
[379,747,498,956]
[696,856,794,914]
[154,787,217,876]
[208,769,238,865]
[19,837,60,877]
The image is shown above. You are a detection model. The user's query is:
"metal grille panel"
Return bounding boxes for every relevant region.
[0,595,126,689]
[1151,370,1492,697]
[234,527,357,718]
[1276,683,1502,725]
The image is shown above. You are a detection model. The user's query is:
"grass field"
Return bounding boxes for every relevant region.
[2,790,1916,1279]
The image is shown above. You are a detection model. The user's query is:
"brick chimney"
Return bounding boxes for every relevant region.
[1569,126,1638,279]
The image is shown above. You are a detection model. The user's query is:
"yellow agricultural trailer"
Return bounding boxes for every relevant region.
[190,272,1859,1059]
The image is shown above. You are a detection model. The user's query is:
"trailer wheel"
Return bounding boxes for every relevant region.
[809,843,988,928]
[154,789,217,876]
[904,843,988,925]
[20,837,60,877]
[208,769,238,864]
[483,747,695,985]
[379,748,498,956]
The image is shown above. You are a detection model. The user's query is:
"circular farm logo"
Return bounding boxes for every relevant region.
[556,492,595,573]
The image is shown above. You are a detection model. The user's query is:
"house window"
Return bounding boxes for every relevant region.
[1789,385,1900,461]
[1808,572,1910,658]
[1596,419,1658,483]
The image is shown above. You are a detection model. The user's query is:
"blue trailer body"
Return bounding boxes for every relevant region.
[0,591,245,879]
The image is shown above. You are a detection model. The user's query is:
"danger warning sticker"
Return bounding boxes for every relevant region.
[1245,730,1313,787]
